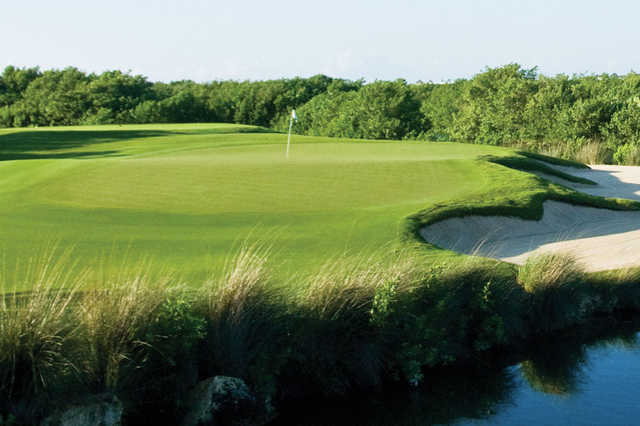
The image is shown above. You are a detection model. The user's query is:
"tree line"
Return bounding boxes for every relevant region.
[0,66,337,129]
[3,64,640,163]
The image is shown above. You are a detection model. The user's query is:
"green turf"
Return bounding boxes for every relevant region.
[1,123,633,289]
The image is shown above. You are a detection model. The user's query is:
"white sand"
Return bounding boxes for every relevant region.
[420,164,640,271]
[534,164,640,201]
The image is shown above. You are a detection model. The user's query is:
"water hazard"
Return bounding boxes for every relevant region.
[273,319,640,425]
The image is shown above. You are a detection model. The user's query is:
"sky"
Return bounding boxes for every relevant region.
[2,0,640,83]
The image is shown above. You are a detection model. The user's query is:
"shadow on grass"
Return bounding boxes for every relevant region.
[0,125,274,161]
[0,151,123,161]
[0,130,172,161]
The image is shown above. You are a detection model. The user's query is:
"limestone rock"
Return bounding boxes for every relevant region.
[41,394,123,426]
[182,376,261,426]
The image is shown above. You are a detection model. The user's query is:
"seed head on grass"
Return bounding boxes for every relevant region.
[575,141,610,165]
[517,253,585,333]
[517,253,585,294]
[198,241,284,379]
[73,262,171,392]
[302,262,377,322]
[203,242,272,322]
[0,248,84,402]
[301,247,426,322]
[293,248,429,392]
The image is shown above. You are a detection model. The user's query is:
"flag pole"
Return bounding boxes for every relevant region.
[286,113,293,160]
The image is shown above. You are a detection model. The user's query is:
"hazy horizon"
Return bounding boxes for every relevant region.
[2,0,640,83]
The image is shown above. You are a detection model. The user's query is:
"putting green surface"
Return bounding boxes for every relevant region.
[0,123,533,286]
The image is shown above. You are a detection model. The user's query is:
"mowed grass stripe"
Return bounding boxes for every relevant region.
[29,158,485,213]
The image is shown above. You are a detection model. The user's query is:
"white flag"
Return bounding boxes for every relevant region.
[291,109,298,121]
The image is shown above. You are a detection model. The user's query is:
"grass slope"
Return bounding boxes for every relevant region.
[1,123,634,288]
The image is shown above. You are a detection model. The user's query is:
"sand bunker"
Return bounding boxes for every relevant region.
[420,164,640,271]
[534,164,640,201]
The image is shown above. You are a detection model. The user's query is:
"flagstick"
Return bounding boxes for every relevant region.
[286,114,293,160]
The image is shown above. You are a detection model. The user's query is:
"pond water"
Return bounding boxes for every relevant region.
[273,320,640,425]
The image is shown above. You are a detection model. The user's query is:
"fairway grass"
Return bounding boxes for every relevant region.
[1,123,630,289]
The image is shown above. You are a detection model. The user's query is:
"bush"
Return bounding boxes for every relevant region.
[370,258,526,386]
[613,143,640,165]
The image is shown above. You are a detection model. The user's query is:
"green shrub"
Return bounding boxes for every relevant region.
[151,293,206,356]
[375,258,525,386]
[370,280,398,327]
[590,267,640,312]
[613,143,640,165]
[426,260,521,355]
[120,289,207,420]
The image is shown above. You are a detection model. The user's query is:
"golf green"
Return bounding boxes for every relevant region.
[0,123,533,287]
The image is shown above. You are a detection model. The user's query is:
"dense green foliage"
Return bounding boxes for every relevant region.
[6,64,640,163]
[0,66,336,129]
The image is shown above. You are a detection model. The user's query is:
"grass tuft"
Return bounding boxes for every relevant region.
[518,253,584,293]
[518,253,585,333]
[0,248,84,411]
[73,263,171,392]
[574,141,612,165]
[198,242,284,383]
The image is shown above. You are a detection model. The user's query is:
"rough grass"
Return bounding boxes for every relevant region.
[198,241,285,381]
[74,267,172,392]
[2,243,640,424]
[518,253,585,294]
[0,248,85,404]
[574,141,612,165]
[518,253,586,333]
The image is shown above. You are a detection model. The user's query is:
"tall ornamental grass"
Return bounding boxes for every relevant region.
[73,264,172,392]
[291,248,430,393]
[197,242,286,395]
[3,242,640,424]
[518,253,586,333]
[0,249,84,410]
